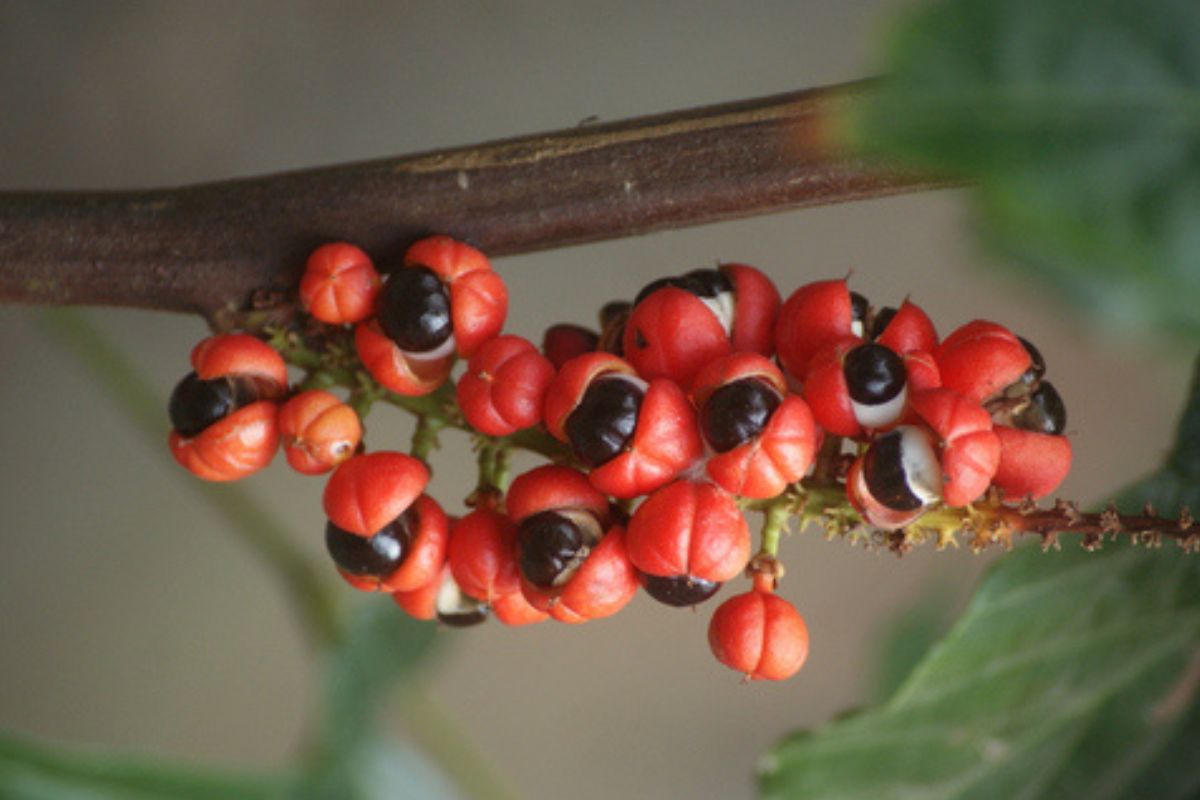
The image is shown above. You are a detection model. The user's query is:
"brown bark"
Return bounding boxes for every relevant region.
[0,81,946,325]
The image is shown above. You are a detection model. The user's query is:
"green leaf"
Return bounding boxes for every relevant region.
[760,357,1200,800]
[0,732,282,800]
[292,600,441,799]
[853,0,1200,337]
[870,586,956,704]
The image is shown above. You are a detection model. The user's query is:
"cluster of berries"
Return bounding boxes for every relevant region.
[166,235,1071,682]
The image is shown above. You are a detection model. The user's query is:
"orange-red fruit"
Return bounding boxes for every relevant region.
[543,353,703,499]
[448,508,522,602]
[277,390,362,475]
[708,589,810,681]
[691,353,819,499]
[355,319,455,397]
[625,481,751,584]
[336,494,449,593]
[542,324,599,370]
[169,403,281,482]
[623,286,730,387]
[191,334,288,386]
[505,464,610,525]
[774,279,857,384]
[521,526,639,623]
[168,334,287,482]
[299,242,381,325]
[404,236,508,358]
[456,335,556,436]
[322,451,430,537]
[992,426,1073,500]
[492,590,550,626]
[392,568,441,620]
[935,321,1031,403]
[907,388,1000,507]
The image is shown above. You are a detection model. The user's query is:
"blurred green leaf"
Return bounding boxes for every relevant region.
[291,600,443,799]
[0,732,282,800]
[854,0,1200,337]
[870,586,956,704]
[760,357,1200,800]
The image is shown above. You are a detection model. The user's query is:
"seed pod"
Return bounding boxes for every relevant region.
[401,235,507,359]
[991,425,1073,500]
[872,299,938,356]
[774,279,860,384]
[623,263,780,386]
[935,320,1031,403]
[332,494,449,593]
[431,569,490,627]
[692,353,819,498]
[491,589,550,626]
[907,388,1001,508]
[804,338,910,438]
[355,319,455,396]
[322,451,430,537]
[523,525,639,624]
[847,426,943,529]
[167,334,287,482]
[456,335,556,436]
[542,323,599,370]
[277,390,362,475]
[448,507,522,602]
[543,353,702,499]
[299,242,381,325]
[708,589,810,681]
[506,465,637,621]
[625,481,750,606]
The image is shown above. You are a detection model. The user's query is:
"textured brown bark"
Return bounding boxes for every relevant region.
[0,81,946,326]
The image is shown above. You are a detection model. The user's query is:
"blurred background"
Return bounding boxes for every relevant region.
[0,2,1192,799]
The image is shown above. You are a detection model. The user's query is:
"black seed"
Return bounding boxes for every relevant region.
[844,343,906,405]
[438,602,489,627]
[378,266,452,353]
[701,378,781,453]
[168,371,275,438]
[633,269,732,307]
[641,574,721,607]
[850,291,870,327]
[863,431,924,511]
[675,268,732,298]
[870,306,898,341]
[324,507,417,577]
[633,277,678,308]
[565,376,643,467]
[599,300,632,329]
[1015,381,1067,435]
[1017,336,1047,385]
[518,510,589,590]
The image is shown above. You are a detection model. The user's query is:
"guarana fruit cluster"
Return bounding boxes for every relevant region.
[166,236,1071,682]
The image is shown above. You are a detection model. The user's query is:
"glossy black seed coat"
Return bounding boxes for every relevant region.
[378,266,452,353]
[169,372,271,437]
[850,291,870,327]
[518,510,589,590]
[863,431,924,511]
[870,306,897,340]
[1016,381,1067,435]
[844,343,906,405]
[565,376,643,467]
[701,378,781,452]
[1017,336,1047,385]
[641,574,721,607]
[324,507,417,577]
[438,602,489,627]
[633,268,731,307]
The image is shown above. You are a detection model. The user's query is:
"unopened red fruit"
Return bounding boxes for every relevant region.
[708,589,809,681]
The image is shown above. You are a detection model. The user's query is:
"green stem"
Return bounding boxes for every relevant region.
[40,309,340,649]
[411,415,445,466]
[396,689,525,800]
